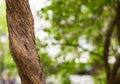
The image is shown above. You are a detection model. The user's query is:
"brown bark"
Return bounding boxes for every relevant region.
[5,0,45,84]
[104,1,120,84]
[108,1,120,84]
[103,18,116,80]
[103,18,120,84]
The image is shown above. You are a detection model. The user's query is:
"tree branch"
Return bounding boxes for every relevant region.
[108,0,120,81]
[103,18,116,78]
[53,43,102,57]
[111,0,120,78]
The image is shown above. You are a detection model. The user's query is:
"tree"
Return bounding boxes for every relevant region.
[103,1,120,84]
[5,0,45,84]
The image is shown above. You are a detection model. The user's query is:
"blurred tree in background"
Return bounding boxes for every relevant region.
[0,0,120,84]
[38,0,120,84]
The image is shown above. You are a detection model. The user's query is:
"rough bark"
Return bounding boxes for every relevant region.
[5,0,45,84]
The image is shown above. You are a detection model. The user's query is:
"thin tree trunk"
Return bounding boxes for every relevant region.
[104,1,120,84]
[5,0,45,84]
[103,18,116,84]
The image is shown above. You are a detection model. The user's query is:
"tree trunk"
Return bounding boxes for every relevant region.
[104,1,120,84]
[5,0,45,84]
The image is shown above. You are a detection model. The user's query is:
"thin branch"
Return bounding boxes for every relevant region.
[103,18,117,78]
[53,43,102,57]
[109,0,120,80]
[78,45,102,57]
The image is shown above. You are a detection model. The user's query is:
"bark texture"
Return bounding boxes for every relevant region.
[5,0,45,84]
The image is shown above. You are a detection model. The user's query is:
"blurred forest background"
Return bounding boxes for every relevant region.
[0,0,120,84]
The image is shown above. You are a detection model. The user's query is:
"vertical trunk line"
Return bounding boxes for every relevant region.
[103,18,116,84]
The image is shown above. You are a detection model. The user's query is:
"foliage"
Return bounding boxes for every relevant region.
[37,0,118,84]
